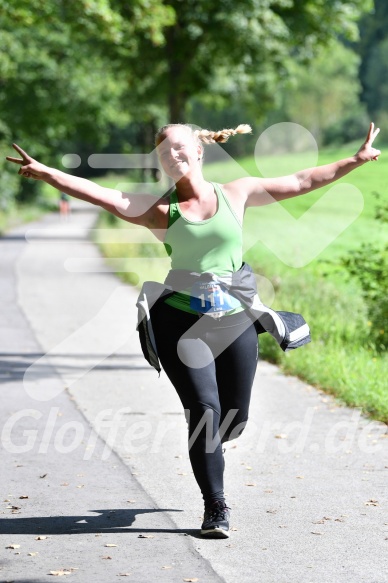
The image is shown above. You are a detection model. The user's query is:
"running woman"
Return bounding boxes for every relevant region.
[6,122,380,538]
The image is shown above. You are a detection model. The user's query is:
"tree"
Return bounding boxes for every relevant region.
[0,0,173,204]
[121,0,373,123]
[357,0,388,137]
[273,39,368,145]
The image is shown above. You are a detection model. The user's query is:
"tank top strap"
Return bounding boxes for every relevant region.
[167,189,180,228]
[210,182,242,228]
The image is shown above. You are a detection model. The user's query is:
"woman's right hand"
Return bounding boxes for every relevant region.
[6,143,50,180]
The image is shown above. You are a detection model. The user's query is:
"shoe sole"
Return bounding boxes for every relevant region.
[200,527,230,539]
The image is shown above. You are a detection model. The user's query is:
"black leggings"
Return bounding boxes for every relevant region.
[151,301,259,507]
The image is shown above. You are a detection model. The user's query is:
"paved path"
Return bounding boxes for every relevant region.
[1,202,387,583]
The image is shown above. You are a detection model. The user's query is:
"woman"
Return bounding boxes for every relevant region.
[6,122,380,538]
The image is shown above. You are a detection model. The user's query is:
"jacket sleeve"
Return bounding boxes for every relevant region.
[136,281,173,374]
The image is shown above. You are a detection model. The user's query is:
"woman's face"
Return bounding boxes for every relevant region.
[156,126,202,180]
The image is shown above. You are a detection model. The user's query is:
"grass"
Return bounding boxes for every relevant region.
[0,183,59,235]
[0,200,57,234]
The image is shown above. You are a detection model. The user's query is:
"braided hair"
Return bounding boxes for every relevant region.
[155,123,252,147]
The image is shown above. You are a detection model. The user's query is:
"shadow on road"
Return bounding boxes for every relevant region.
[0,353,151,384]
[0,508,202,538]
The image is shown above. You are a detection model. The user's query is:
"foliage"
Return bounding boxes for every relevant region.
[356,0,388,141]
[269,39,369,145]
[0,0,173,203]
[338,194,388,352]
[0,121,20,211]
[339,243,387,351]
[103,0,373,123]
[0,0,377,208]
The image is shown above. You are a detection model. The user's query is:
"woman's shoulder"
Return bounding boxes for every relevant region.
[216,181,247,223]
[146,192,171,233]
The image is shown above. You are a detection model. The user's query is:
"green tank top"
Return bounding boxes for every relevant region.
[163,182,244,314]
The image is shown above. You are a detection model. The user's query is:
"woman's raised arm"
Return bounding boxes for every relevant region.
[229,123,381,207]
[6,143,157,227]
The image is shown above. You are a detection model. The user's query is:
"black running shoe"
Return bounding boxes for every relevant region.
[201,501,230,538]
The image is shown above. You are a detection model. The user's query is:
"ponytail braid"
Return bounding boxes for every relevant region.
[155,123,252,146]
[194,124,252,144]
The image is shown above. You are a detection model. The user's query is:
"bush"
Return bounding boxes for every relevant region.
[340,242,388,351]
[339,195,388,352]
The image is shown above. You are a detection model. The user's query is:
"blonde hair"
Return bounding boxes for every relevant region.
[155,123,252,147]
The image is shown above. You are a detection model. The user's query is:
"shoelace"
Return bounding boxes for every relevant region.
[206,502,230,520]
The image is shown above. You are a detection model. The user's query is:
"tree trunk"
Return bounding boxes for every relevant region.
[166,24,188,123]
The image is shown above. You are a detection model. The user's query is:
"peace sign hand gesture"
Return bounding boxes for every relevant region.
[355,122,381,163]
[6,143,49,180]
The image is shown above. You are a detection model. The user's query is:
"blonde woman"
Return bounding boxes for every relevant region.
[6,122,380,538]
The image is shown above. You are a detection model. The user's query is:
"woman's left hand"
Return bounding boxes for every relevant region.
[355,122,381,162]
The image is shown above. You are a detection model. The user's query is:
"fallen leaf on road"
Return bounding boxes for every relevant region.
[19,495,29,499]
[6,544,21,549]
[274,434,287,439]
[102,556,112,560]
[105,544,117,547]
[138,535,154,538]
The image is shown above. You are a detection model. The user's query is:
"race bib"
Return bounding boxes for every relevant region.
[189,281,240,314]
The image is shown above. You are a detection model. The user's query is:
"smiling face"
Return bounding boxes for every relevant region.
[156,126,203,180]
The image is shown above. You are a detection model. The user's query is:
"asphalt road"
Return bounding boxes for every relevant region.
[1,201,387,583]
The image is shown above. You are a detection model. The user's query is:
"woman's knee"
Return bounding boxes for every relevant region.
[220,413,248,443]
